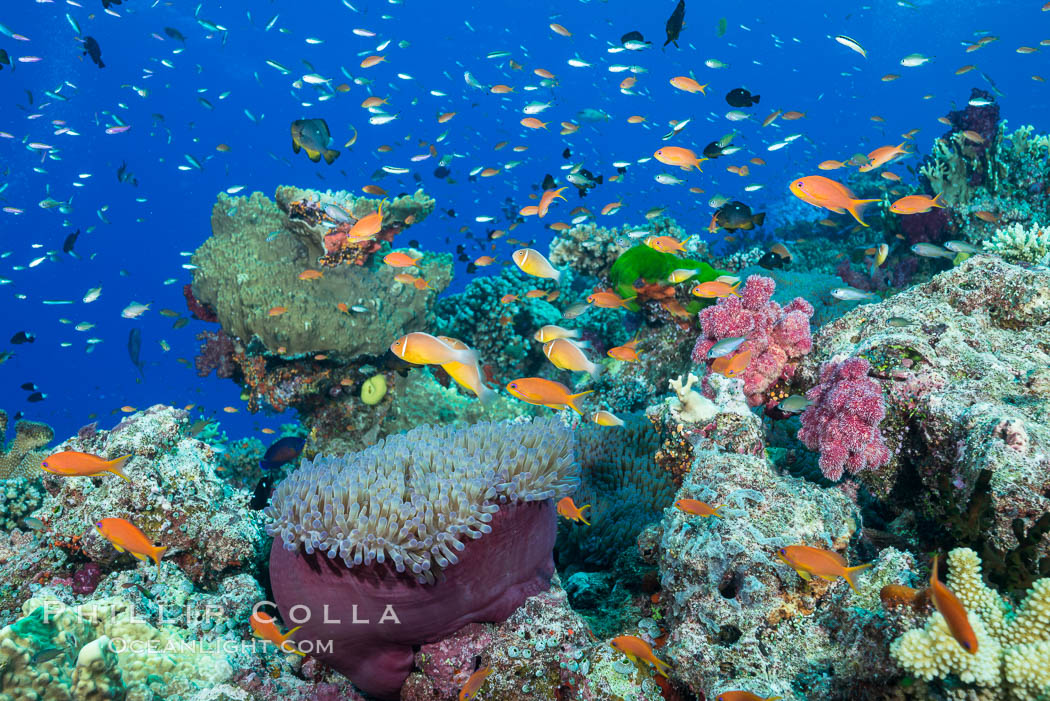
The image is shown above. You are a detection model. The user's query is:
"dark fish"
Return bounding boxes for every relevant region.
[0,351,14,365]
[101,0,124,7]
[259,436,306,470]
[566,168,602,197]
[713,201,766,231]
[620,30,650,48]
[27,392,46,403]
[0,49,9,70]
[117,161,138,186]
[21,383,38,391]
[188,418,211,437]
[62,229,81,257]
[703,141,725,159]
[758,251,785,270]
[164,27,186,42]
[10,331,35,344]
[725,88,760,107]
[541,173,557,191]
[562,147,571,159]
[251,474,273,510]
[290,118,339,164]
[664,0,685,47]
[433,165,451,178]
[128,328,144,376]
[31,648,63,665]
[172,317,189,329]
[82,36,104,68]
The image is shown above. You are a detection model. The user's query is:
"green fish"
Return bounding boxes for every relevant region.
[290,118,339,164]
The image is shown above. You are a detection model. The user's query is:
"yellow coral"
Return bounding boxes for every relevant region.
[890,547,1050,699]
[361,374,387,405]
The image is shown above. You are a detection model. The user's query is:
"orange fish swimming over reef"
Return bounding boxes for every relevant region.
[391,332,478,366]
[586,290,635,309]
[609,635,672,677]
[459,666,492,701]
[691,280,740,298]
[645,235,692,253]
[715,692,783,701]
[505,377,592,414]
[711,349,751,378]
[775,545,872,592]
[669,76,707,94]
[383,251,421,268]
[348,204,384,241]
[557,496,591,525]
[95,517,167,566]
[930,554,978,653]
[675,498,723,517]
[789,175,879,227]
[607,337,640,362]
[858,142,910,172]
[437,336,494,403]
[250,610,304,656]
[298,269,324,280]
[538,186,567,218]
[42,451,132,482]
[653,146,706,171]
[543,338,600,378]
[890,193,944,215]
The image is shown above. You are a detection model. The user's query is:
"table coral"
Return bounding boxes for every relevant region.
[796,356,891,482]
[265,417,577,699]
[890,547,1050,698]
[190,186,449,357]
[0,409,53,480]
[690,274,814,408]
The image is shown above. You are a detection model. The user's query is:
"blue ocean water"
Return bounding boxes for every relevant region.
[0,0,1045,441]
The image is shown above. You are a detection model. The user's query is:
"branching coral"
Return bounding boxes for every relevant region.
[796,356,890,481]
[690,274,814,408]
[982,222,1050,266]
[891,547,1050,698]
[0,409,53,480]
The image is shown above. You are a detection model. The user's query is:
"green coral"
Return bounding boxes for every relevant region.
[890,547,1050,699]
[191,186,449,357]
[608,244,728,312]
[982,222,1050,267]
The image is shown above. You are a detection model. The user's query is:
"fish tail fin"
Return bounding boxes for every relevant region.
[652,656,673,677]
[106,454,133,482]
[848,198,879,227]
[931,192,945,208]
[681,235,694,248]
[150,545,168,567]
[323,148,340,164]
[552,267,562,283]
[579,505,591,526]
[306,149,321,163]
[753,212,766,227]
[588,362,601,380]
[292,140,301,154]
[753,94,760,103]
[281,626,302,644]
[712,505,725,518]
[566,390,594,415]
[476,384,496,405]
[843,563,874,592]
[731,281,741,296]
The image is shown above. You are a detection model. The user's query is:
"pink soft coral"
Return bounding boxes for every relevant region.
[797,356,891,481]
[691,274,814,407]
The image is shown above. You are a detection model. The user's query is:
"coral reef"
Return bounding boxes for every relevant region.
[266,418,577,699]
[0,476,44,531]
[691,274,814,408]
[982,221,1050,267]
[191,186,448,357]
[0,409,53,480]
[608,243,727,313]
[548,220,630,279]
[796,356,891,481]
[555,415,675,572]
[891,547,1050,699]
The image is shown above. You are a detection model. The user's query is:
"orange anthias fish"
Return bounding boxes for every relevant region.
[505,377,593,414]
[383,251,421,268]
[818,160,845,170]
[858,142,910,172]
[645,235,692,253]
[675,498,723,517]
[348,204,384,241]
[669,76,707,94]
[608,338,640,362]
[250,611,304,656]
[42,451,132,481]
[538,186,567,217]
[586,290,635,309]
[775,545,872,592]
[653,146,706,171]
[459,666,492,701]
[715,692,783,701]
[391,332,477,366]
[890,193,945,215]
[711,349,751,378]
[930,555,978,653]
[437,336,494,403]
[298,269,324,280]
[95,517,168,566]
[557,496,591,525]
[691,280,740,298]
[609,635,672,677]
[789,175,880,227]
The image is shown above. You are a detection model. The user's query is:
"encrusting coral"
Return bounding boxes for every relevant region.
[265,418,578,699]
[0,409,53,480]
[890,547,1050,698]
